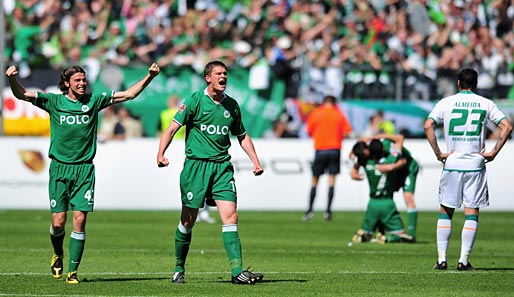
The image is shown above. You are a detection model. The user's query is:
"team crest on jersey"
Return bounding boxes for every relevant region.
[81,105,89,112]
[178,103,186,114]
[223,110,231,118]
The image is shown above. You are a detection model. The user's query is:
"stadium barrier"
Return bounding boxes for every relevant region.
[1,137,513,211]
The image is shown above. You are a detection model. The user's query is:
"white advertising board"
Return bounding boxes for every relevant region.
[1,137,513,211]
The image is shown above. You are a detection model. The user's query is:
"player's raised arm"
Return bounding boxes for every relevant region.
[5,65,36,102]
[112,63,160,104]
[375,133,404,150]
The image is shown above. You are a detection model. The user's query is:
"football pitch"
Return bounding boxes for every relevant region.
[1,210,513,297]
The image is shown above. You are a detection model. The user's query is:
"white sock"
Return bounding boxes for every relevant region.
[222,224,238,233]
[178,222,192,234]
[459,219,478,265]
[50,225,65,237]
[437,218,452,263]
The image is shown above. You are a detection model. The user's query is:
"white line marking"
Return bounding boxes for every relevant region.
[1,270,513,277]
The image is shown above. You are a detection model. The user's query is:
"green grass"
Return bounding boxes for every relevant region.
[1,210,514,296]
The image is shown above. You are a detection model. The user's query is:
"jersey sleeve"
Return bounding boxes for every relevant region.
[487,101,507,125]
[230,100,246,136]
[305,111,316,136]
[384,150,401,164]
[340,110,352,135]
[97,91,115,110]
[34,91,55,112]
[173,92,197,126]
[427,100,444,124]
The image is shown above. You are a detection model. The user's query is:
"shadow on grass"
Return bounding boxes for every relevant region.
[411,240,431,244]
[260,279,308,283]
[84,278,308,284]
[215,279,308,284]
[475,268,514,271]
[83,277,170,283]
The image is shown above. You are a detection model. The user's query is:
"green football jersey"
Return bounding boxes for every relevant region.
[382,139,419,174]
[382,139,415,164]
[35,91,113,163]
[363,152,400,199]
[173,89,245,162]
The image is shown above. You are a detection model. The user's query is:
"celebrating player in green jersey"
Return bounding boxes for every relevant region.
[351,134,419,237]
[5,63,160,284]
[157,60,264,285]
[350,139,415,244]
[363,134,420,238]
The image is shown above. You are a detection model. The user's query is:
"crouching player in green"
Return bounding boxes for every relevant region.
[350,138,415,244]
[368,134,419,238]
[5,63,160,284]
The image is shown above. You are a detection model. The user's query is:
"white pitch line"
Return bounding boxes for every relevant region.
[0,295,164,297]
[1,270,513,277]
[1,248,512,258]
[0,248,436,256]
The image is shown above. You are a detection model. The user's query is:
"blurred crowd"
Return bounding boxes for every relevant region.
[97,105,143,141]
[4,0,514,103]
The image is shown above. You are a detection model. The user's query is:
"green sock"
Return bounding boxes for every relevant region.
[222,228,243,276]
[407,209,418,237]
[68,231,85,272]
[174,225,192,273]
[50,226,65,256]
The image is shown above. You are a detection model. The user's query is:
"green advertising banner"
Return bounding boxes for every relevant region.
[93,65,285,138]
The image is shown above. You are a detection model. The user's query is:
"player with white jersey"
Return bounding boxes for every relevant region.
[424,68,512,271]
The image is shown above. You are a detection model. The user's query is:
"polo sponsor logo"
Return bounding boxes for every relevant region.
[60,115,90,125]
[200,124,229,135]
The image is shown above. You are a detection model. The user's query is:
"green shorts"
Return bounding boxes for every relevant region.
[49,160,95,213]
[180,158,237,209]
[361,198,405,234]
[403,161,419,193]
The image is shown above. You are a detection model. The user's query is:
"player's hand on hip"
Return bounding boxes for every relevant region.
[479,151,495,163]
[350,171,364,180]
[437,151,453,163]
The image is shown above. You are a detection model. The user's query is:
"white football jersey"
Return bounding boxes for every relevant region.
[428,91,506,171]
